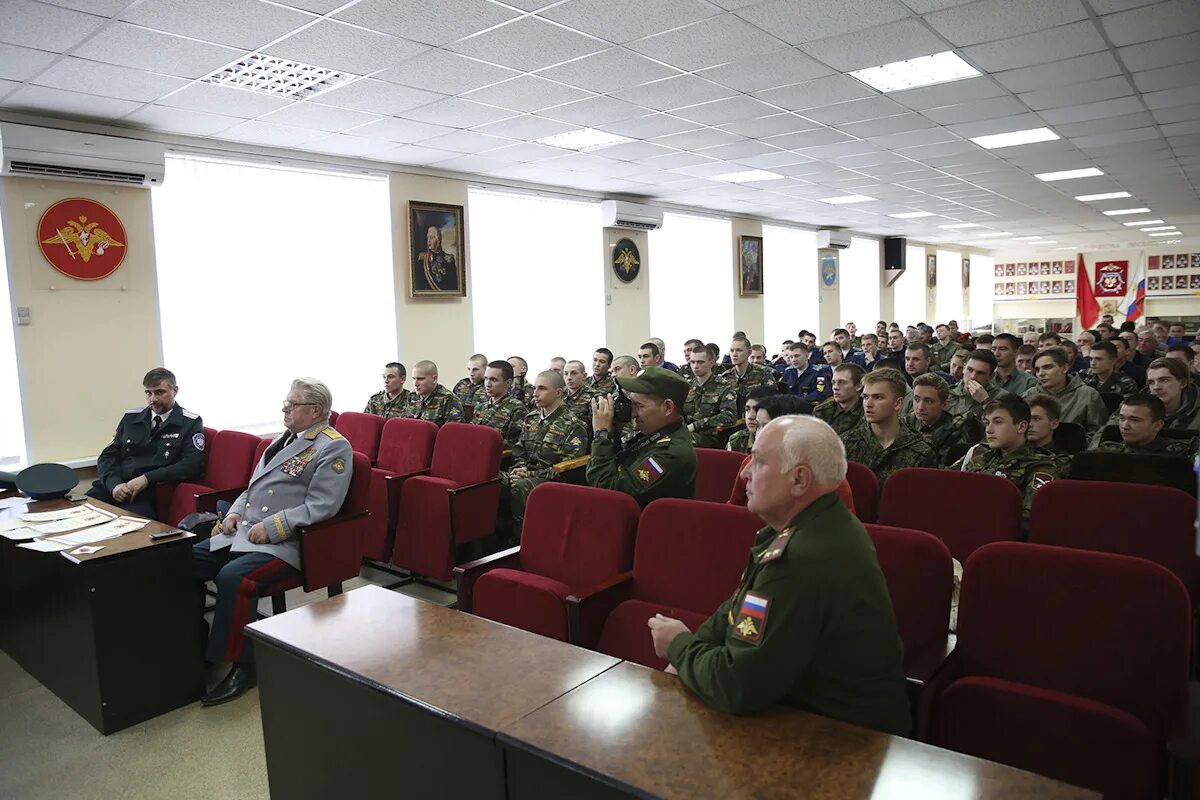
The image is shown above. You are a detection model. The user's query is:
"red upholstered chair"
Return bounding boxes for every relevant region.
[693,448,748,503]
[364,418,438,562]
[927,542,1189,800]
[390,423,503,582]
[727,454,856,516]
[454,484,640,641]
[252,436,271,466]
[332,411,384,464]
[570,498,762,667]
[845,460,880,523]
[328,410,339,428]
[878,468,1022,564]
[154,426,219,524]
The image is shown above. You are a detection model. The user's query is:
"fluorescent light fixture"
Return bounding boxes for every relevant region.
[1149,232,1181,237]
[1123,219,1163,226]
[969,127,1059,149]
[535,127,633,152]
[1141,226,1178,232]
[818,194,875,205]
[1074,191,1131,201]
[201,53,356,100]
[711,169,785,183]
[1055,247,1077,251]
[849,51,979,93]
[940,222,983,229]
[889,211,935,218]
[1102,207,1151,216]
[1035,168,1104,181]
[975,232,1012,238]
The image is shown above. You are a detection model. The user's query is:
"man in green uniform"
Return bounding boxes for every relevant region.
[1026,394,1073,471]
[1146,357,1200,435]
[991,334,1039,396]
[814,362,865,435]
[905,373,977,466]
[507,356,534,408]
[363,362,410,419]
[842,368,937,485]
[683,346,738,448]
[931,324,961,372]
[470,360,528,446]
[727,387,777,454]
[501,370,588,536]
[400,360,464,426]
[562,359,597,424]
[1081,341,1140,396]
[451,353,488,407]
[676,339,704,381]
[587,367,696,506]
[1024,347,1107,438]
[649,415,910,734]
[585,348,617,396]
[610,355,642,443]
[947,349,1006,419]
[1097,395,1196,457]
[727,335,776,408]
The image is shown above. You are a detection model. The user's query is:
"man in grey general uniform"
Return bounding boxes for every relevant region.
[193,378,352,707]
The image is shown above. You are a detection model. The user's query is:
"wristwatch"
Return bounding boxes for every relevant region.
[594,429,611,441]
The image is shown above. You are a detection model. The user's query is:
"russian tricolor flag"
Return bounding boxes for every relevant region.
[740,593,768,619]
[1122,254,1146,323]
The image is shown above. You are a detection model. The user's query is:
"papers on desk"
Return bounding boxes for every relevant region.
[26,505,116,535]
[0,496,30,510]
[0,524,41,541]
[20,505,94,522]
[47,517,149,546]
[17,539,74,553]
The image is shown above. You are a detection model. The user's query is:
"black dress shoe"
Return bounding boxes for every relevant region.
[201,664,257,707]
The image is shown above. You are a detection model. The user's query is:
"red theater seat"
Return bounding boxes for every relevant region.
[157,426,254,526]
[692,448,747,503]
[332,411,384,464]
[364,418,438,562]
[845,460,879,523]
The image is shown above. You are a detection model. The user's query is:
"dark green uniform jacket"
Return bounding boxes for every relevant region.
[1023,374,1107,437]
[1097,437,1195,458]
[451,377,486,406]
[585,374,616,396]
[952,443,1061,530]
[97,404,206,491]
[814,397,864,437]
[586,421,696,506]
[993,367,1038,396]
[684,374,738,448]
[1081,369,1138,397]
[904,412,975,467]
[668,492,911,735]
[842,421,938,486]
[470,395,528,446]
[364,389,410,419]
[400,384,464,426]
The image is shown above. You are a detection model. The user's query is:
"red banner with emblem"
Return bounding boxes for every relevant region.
[1093,260,1127,297]
[37,197,127,281]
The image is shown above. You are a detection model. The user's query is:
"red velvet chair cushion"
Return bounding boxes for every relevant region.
[206,429,260,489]
[163,481,213,527]
[333,412,384,463]
[376,418,437,474]
[597,599,710,670]
[866,524,953,666]
[431,423,502,485]
[693,448,748,503]
[728,459,856,516]
[519,484,640,588]
[392,476,460,581]
[473,568,573,641]
[845,460,879,522]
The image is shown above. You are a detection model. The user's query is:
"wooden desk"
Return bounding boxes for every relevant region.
[0,494,202,734]
[246,585,619,800]
[499,661,1099,800]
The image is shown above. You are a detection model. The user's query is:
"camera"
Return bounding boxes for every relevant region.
[612,390,633,426]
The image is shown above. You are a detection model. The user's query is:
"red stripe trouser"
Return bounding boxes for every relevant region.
[193,538,298,664]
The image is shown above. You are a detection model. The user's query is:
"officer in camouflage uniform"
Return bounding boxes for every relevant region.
[470,360,528,446]
[400,360,464,426]
[727,336,776,409]
[501,370,588,535]
[1081,340,1140,396]
[1096,395,1197,457]
[363,362,411,419]
[842,368,937,485]
[585,348,617,396]
[905,373,977,467]
[930,324,962,372]
[814,363,866,436]
[683,346,738,448]
[649,415,910,734]
[676,339,704,381]
[451,354,488,407]
[562,359,597,424]
[587,367,697,506]
[947,349,1007,419]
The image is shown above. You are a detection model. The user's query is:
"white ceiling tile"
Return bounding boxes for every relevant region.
[763,127,855,149]
[73,23,242,78]
[734,151,815,169]
[1055,111,1153,136]
[800,19,947,72]
[537,95,647,125]
[259,102,382,132]
[754,74,876,111]
[1132,63,1200,94]
[920,95,1029,125]
[335,0,520,47]
[375,50,519,95]
[416,129,514,154]
[0,43,60,82]
[869,127,960,149]
[1161,120,1200,137]
[310,78,444,115]
[1090,0,1163,12]
[277,0,346,11]
[1,0,106,52]
[612,74,736,111]
[719,113,822,138]
[158,83,292,118]
[597,140,678,161]
[463,75,591,113]
[1070,127,1162,149]
[599,113,700,138]
[1116,32,1200,72]
[537,48,678,94]
[1151,104,1200,125]
[901,0,975,11]
[1100,0,1200,46]
[947,111,1046,138]
[0,84,142,120]
[447,17,606,72]
[627,14,786,71]
[400,96,516,127]
[670,95,779,125]
[540,0,721,44]
[960,20,1106,72]
[370,143,460,165]
[695,48,833,93]
[1143,85,1200,110]
[300,133,398,157]
[351,116,458,142]
[925,0,1089,46]
[119,104,244,135]
[264,21,428,75]
[641,151,722,170]
[31,57,188,102]
[890,77,1008,112]
[472,114,576,139]
[483,142,570,162]
[431,154,515,174]
[992,52,1122,94]
[489,0,556,10]
[1039,95,1146,124]
[802,96,907,125]
[40,0,129,13]
[736,0,910,45]
[841,113,939,138]
[1018,75,1134,111]
[121,0,313,51]
[697,139,782,160]
[221,120,327,147]
[651,128,743,150]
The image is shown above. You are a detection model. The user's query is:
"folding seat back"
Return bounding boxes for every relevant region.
[252,436,271,470]
[328,410,340,428]
[866,524,953,667]
[1070,450,1196,496]
[333,411,384,463]
[430,422,501,485]
[692,448,747,503]
[205,429,261,489]
[376,418,437,474]
[1030,479,1195,592]
[844,460,879,522]
[878,468,1021,563]
[156,425,218,524]
[519,484,640,588]
[1051,421,1087,454]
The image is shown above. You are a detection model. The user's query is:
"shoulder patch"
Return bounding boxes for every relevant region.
[1031,471,1055,491]
[181,409,199,419]
[635,456,665,485]
[732,592,770,644]
[331,456,346,474]
[192,432,205,451]
[319,427,344,440]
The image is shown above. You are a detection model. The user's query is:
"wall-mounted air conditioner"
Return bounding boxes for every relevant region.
[601,200,664,230]
[817,229,851,249]
[0,123,166,187]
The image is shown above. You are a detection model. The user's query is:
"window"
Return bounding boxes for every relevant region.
[468,188,604,372]
[762,225,817,349]
[0,225,26,469]
[968,254,995,330]
[892,244,929,328]
[936,249,964,323]
[839,236,881,334]
[649,212,733,357]
[152,155,396,433]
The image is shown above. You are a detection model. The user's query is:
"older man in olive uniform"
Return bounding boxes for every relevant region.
[452,354,488,407]
[194,378,352,706]
[89,367,206,520]
[364,362,411,419]
[684,346,739,448]
[649,415,910,734]
[588,367,697,506]
[401,360,464,425]
[470,360,527,446]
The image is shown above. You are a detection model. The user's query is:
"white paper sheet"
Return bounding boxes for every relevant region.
[0,496,31,510]
[0,525,40,541]
[0,518,30,533]
[28,507,116,535]
[17,539,74,552]
[49,517,149,545]
[20,504,95,523]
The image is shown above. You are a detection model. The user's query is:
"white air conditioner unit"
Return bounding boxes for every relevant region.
[817,229,851,249]
[601,200,663,230]
[0,123,166,187]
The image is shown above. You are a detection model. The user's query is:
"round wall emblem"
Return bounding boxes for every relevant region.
[612,237,641,283]
[37,197,127,281]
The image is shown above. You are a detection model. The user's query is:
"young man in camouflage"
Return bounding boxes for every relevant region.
[1080,340,1139,398]
[400,360,464,426]
[814,362,865,436]
[1026,394,1072,472]
[470,360,528,446]
[451,354,488,407]
[1097,395,1196,457]
[610,354,642,444]
[1024,347,1107,438]
[726,335,776,409]
[507,356,534,409]
[904,373,976,467]
[727,386,778,454]
[562,359,597,424]
[842,368,937,486]
[947,349,1006,419]
[931,324,962,372]
[683,345,739,448]
[501,370,588,536]
[363,362,410,419]
[991,334,1039,396]
[585,348,617,396]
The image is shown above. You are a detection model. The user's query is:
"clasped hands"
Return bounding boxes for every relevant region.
[111,474,149,503]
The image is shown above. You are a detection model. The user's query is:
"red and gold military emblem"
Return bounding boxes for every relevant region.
[37,197,127,281]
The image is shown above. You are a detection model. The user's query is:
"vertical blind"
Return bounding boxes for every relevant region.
[649,212,733,357]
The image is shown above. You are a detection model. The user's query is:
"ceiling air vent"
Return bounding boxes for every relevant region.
[8,160,148,185]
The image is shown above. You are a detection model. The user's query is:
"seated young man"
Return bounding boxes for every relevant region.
[813,362,865,436]
[1026,393,1072,471]
[1025,347,1108,439]
[726,386,777,454]
[904,373,976,467]
[1097,395,1196,457]
[841,368,937,486]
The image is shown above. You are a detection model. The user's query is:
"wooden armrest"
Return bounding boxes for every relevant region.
[713,419,745,434]
[566,570,634,647]
[447,477,501,497]
[195,486,246,514]
[384,469,429,531]
[553,455,591,474]
[453,546,521,613]
[501,449,513,459]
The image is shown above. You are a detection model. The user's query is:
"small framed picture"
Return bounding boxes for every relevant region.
[994,264,1005,277]
[1149,255,1160,270]
[1005,263,1016,276]
[1065,280,1075,294]
[409,201,466,297]
[1163,255,1175,269]
[1148,276,1160,291]
[1016,262,1027,276]
[1016,281,1028,295]
[1051,261,1063,274]
[738,235,763,296]
[1052,280,1063,294]
[1040,262,1051,275]
[1191,253,1200,269]
[1190,274,1200,289]
[927,254,937,288]
[1162,276,1175,290]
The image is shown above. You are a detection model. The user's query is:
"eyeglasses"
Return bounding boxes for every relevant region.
[281,402,319,412]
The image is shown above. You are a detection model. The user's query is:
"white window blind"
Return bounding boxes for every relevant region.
[467,187,604,372]
[649,212,733,354]
[0,226,26,469]
[892,244,929,328]
[763,225,817,350]
[936,249,964,323]
[838,236,881,334]
[152,155,396,433]
[968,254,995,330]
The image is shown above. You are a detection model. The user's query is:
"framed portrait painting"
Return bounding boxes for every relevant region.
[739,235,763,296]
[409,201,466,297]
[927,254,937,288]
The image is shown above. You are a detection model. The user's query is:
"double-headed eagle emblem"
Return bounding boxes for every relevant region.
[41,215,125,263]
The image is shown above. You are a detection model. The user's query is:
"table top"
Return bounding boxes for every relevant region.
[246,585,620,734]
[498,661,1099,800]
[0,495,188,563]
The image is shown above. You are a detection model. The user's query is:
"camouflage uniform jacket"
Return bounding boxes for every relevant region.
[1023,374,1107,437]
[904,412,976,467]
[684,374,739,448]
[947,380,1006,419]
[451,378,487,407]
[841,421,938,486]
[511,405,588,481]
[1034,441,1074,474]
[952,443,1061,530]
[563,385,597,423]
[508,376,534,408]
[585,374,617,396]
[814,397,865,437]
[993,368,1039,396]
[726,363,777,406]
[400,384,464,426]
[1097,437,1196,458]
[364,389,411,419]
[1164,384,1200,435]
[930,339,961,372]
[471,394,528,446]
[1080,369,1138,397]
[726,428,752,454]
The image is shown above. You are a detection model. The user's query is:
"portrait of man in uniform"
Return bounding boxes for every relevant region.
[409,201,466,297]
[739,235,762,296]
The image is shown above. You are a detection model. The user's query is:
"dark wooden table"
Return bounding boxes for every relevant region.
[245,584,620,800]
[498,661,1100,800]
[0,493,202,734]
